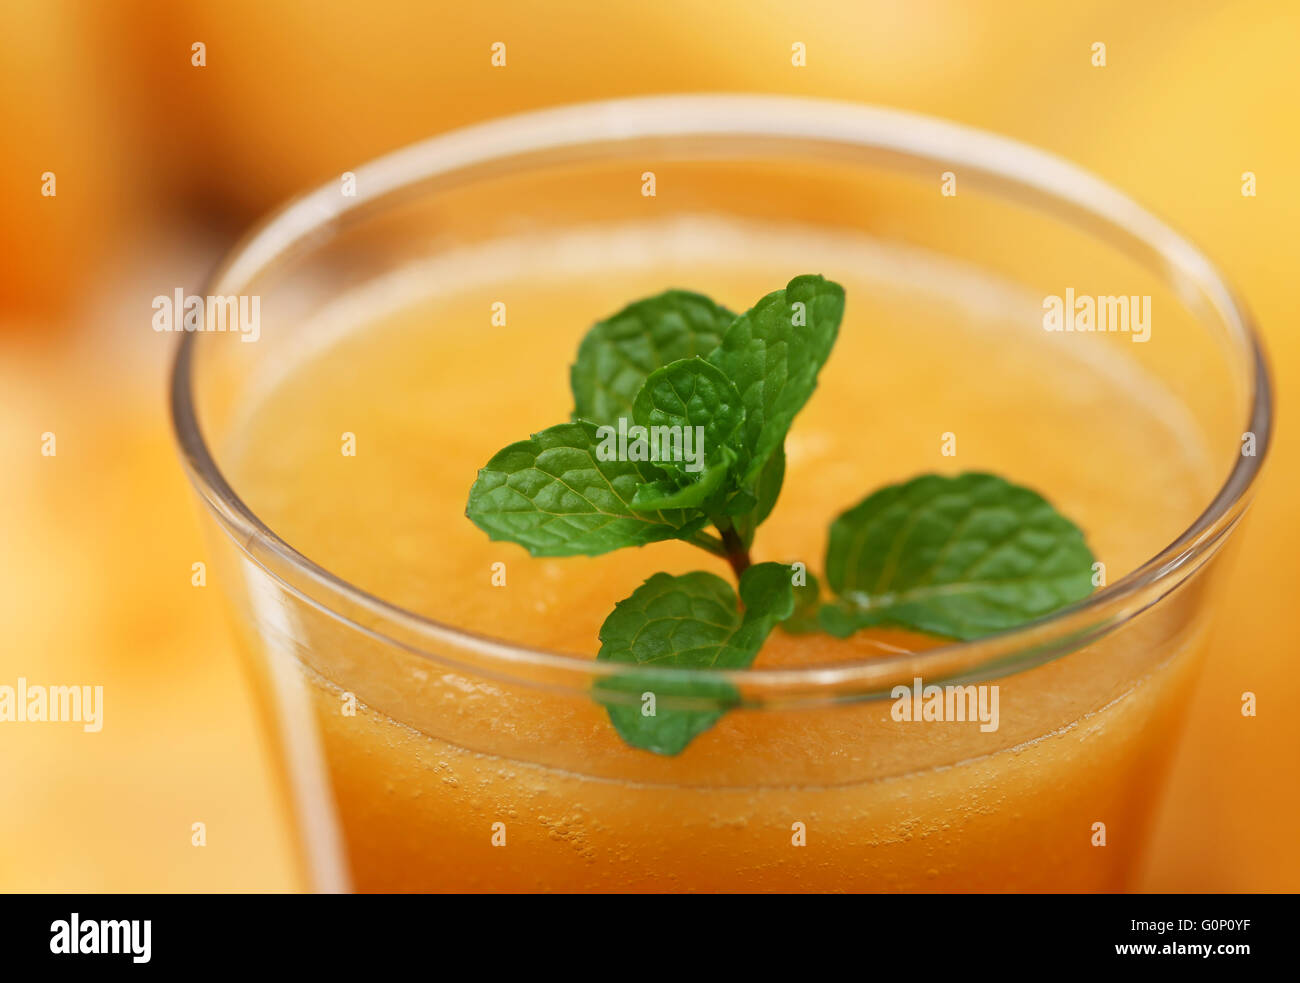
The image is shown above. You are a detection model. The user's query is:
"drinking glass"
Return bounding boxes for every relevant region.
[171,96,1271,892]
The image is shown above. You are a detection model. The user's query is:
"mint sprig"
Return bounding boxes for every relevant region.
[466,276,1096,754]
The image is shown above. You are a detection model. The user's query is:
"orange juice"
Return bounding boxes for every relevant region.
[218,219,1221,891]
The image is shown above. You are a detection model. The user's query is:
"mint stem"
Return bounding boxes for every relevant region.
[718,522,751,580]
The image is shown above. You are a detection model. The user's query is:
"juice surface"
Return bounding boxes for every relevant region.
[226,220,1212,660]
[222,219,1219,891]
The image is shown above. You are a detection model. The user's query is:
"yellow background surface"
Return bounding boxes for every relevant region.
[0,0,1294,890]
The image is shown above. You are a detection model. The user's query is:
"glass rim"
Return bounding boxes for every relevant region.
[170,93,1273,697]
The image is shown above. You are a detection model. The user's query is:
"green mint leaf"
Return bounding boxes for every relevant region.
[749,444,787,525]
[780,565,822,634]
[630,447,734,512]
[594,562,796,754]
[628,356,747,508]
[820,472,1095,641]
[466,421,706,556]
[571,290,735,424]
[707,274,844,484]
[731,444,786,546]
